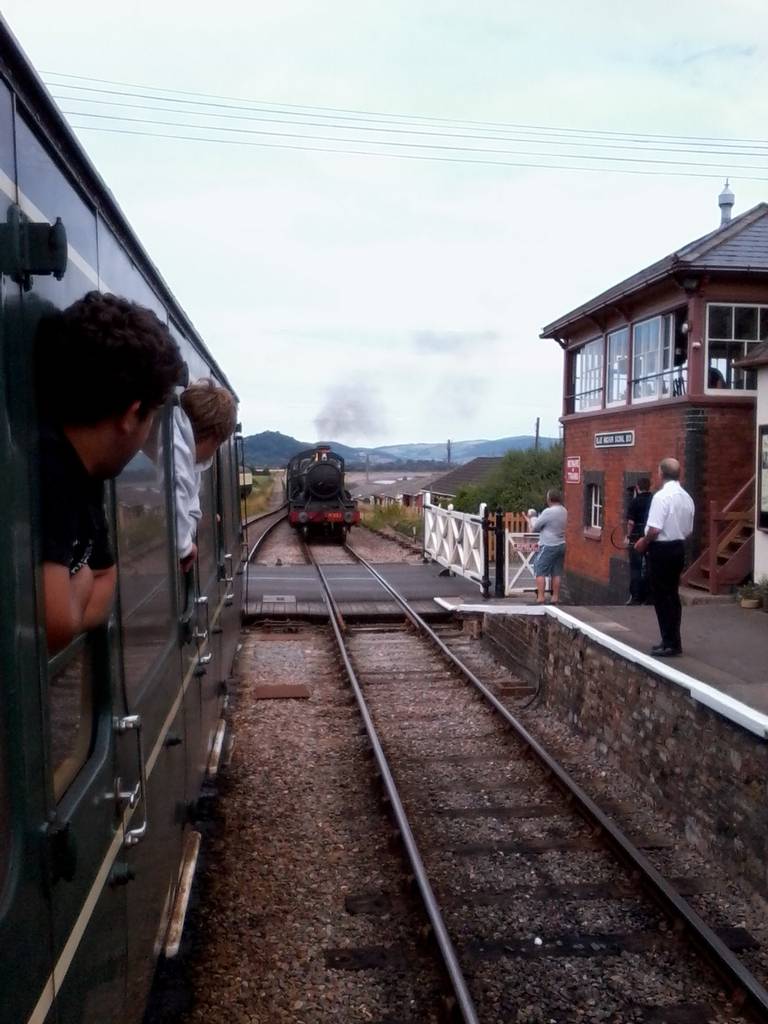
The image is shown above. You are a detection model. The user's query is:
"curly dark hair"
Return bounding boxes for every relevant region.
[36,291,185,424]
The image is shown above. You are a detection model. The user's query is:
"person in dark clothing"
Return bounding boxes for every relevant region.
[36,291,183,653]
[625,476,653,605]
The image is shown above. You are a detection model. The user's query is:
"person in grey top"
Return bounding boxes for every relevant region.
[528,490,567,604]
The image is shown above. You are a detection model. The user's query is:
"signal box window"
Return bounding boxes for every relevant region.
[606,328,629,406]
[632,313,687,402]
[587,483,603,529]
[707,304,765,391]
[571,339,603,411]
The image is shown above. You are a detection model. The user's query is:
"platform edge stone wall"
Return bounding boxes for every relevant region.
[483,613,768,903]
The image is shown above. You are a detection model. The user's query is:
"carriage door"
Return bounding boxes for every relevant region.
[11,102,128,1022]
[0,106,57,1022]
[185,462,222,798]
[216,437,242,676]
[113,406,188,1016]
[182,462,222,798]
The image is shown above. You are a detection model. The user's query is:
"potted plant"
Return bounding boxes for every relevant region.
[738,582,762,609]
[757,576,768,613]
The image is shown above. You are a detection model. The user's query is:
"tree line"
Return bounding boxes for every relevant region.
[453,443,564,514]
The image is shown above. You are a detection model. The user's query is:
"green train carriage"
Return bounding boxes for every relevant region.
[0,17,245,1024]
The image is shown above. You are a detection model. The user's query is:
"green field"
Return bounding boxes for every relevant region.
[241,474,277,520]
[362,504,422,543]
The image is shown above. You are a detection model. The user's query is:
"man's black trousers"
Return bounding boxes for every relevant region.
[647,540,685,650]
[628,545,648,603]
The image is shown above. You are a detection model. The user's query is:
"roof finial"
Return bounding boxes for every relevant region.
[718,179,735,226]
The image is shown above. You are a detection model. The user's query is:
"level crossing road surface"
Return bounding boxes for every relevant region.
[245,562,482,617]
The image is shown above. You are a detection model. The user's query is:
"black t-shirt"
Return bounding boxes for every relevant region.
[627,491,653,540]
[40,426,114,575]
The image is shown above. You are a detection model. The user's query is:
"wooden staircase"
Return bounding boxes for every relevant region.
[682,476,755,594]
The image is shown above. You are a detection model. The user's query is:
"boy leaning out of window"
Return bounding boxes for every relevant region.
[174,379,237,572]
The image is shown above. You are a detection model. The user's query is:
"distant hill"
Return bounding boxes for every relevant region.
[374,437,559,462]
[242,431,558,469]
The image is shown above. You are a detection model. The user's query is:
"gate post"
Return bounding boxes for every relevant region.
[494,505,505,598]
[481,504,490,599]
[421,491,431,563]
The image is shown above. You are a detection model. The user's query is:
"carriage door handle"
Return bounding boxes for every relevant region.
[113,714,149,847]
[194,596,213,669]
[223,553,235,606]
[193,594,209,643]
[223,553,234,584]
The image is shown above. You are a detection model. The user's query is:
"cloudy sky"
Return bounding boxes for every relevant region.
[5,1,768,445]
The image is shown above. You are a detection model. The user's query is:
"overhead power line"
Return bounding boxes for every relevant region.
[51,93,768,160]
[58,107,768,175]
[46,69,768,181]
[43,69,768,148]
[67,123,768,183]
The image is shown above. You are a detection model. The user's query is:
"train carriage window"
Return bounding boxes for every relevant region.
[48,635,94,800]
[196,467,217,587]
[116,412,175,699]
[0,754,8,890]
[218,440,237,549]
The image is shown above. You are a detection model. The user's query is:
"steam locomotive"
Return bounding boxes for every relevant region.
[287,445,360,539]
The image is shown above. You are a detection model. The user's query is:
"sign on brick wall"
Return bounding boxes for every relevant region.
[595,430,635,448]
[565,455,581,483]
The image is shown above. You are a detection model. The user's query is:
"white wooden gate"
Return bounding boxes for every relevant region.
[504,532,541,595]
[423,496,543,597]
[423,496,485,588]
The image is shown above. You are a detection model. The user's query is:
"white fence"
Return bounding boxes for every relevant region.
[423,495,541,595]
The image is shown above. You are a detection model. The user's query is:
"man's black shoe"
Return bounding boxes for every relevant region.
[653,646,682,658]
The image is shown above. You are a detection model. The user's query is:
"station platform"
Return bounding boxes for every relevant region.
[244,562,481,618]
[568,602,768,714]
[437,595,768,720]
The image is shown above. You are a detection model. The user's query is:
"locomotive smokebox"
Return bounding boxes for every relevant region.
[306,461,342,499]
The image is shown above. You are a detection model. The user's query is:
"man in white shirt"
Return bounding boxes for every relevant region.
[634,457,695,657]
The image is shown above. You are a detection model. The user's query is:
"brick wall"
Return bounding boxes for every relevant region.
[484,613,768,900]
[562,402,754,602]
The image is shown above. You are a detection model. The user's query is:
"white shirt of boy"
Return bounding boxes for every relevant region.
[173,405,214,558]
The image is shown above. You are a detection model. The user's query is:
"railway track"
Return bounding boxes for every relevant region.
[243,502,288,560]
[298,541,768,1023]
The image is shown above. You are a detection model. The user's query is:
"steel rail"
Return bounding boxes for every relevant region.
[343,546,768,1020]
[245,507,288,562]
[302,543,480,1024]
[243,500,289,529]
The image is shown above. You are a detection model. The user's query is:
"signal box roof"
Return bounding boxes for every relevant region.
[541,202,768,340]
